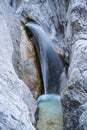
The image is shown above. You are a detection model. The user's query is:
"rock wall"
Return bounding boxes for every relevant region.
[62,0,87,129]
[17,0,68,53]
[20,25,43,98]
[0,0,36,130]
[0,0,87,129]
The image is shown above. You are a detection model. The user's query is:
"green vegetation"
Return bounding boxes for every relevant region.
[21,22,33,39]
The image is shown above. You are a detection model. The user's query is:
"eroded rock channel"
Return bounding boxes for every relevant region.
[0,0,87,130]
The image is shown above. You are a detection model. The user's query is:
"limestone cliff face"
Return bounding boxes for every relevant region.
[20,26,43,98]
[62,1,87,129]
[0,0,87,130]
[0,0,36,130]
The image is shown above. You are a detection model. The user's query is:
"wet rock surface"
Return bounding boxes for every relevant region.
[19,25,43,98]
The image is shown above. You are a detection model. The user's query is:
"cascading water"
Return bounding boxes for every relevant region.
[25,22,65,94]
[25,22,66,130]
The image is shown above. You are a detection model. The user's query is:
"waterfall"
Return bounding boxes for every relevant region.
[25,22,64,130]
[25,22,66,94]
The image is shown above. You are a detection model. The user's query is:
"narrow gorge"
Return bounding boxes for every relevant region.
[0,0,87,130]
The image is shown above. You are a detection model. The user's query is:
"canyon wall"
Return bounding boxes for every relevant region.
[0,0,36,130]
[0,0,87,130]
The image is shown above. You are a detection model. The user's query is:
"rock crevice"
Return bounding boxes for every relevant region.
[0,0,87,130]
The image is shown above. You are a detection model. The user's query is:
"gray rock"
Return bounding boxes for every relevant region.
[0,0,36,129]
[1,0,87,129]
[62,0,87,129]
